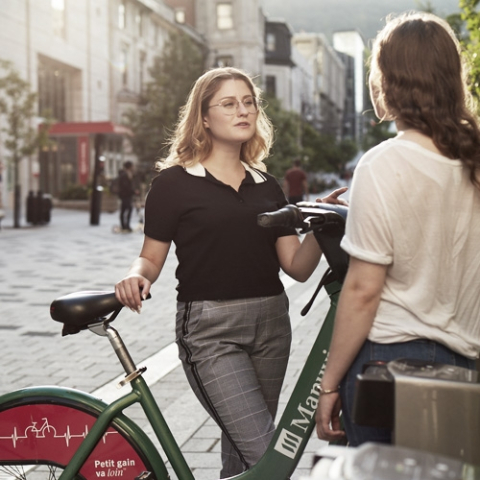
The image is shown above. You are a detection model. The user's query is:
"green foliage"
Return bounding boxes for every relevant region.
[362,114,396,152]
[263,95,358,178]
[302,123,358,173]
[459,0,480,101]
[58,184,89,200]
[0,59,38,163]
[263,96,302,178]
[124,31,206,167]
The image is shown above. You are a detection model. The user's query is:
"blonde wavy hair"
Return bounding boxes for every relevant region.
[370,12,480,188]
[156,67,273,172]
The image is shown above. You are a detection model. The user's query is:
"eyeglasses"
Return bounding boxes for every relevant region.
[208,96,262,115]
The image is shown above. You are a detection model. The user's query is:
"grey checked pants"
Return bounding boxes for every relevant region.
[175,292,292,478]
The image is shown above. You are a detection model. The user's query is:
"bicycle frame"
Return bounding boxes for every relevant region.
[1,203,346,480]
[0,281,340,480]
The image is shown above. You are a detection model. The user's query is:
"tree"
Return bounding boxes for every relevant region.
[124,31,206,172]
[459,0,480,101]
[0,59,39,228]
[263,95,302,178]
[263,94,359,181]
[362,116,396,152]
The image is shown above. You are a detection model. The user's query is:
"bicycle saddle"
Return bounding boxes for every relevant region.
[50,291,122,335]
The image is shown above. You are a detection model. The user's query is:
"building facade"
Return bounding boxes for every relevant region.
[0,0,350,216]
[332,30,366,143]
[263,20,314,119]
[292,32,345,138]
[0,0,200,211]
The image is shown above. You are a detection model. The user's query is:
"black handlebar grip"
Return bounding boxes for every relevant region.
[257,205,304,228]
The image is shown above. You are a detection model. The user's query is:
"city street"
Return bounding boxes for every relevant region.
[0,205,334,479]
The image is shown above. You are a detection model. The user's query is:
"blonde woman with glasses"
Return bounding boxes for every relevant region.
[115,67,347,478]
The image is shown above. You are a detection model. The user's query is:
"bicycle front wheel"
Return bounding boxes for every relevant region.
[0,389,167,480]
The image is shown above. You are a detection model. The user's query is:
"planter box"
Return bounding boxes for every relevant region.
[53,196,119,213]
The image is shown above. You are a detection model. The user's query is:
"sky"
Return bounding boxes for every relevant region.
[260,0,461,41]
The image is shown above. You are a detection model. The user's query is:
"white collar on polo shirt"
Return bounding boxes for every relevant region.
[185,161,267,184]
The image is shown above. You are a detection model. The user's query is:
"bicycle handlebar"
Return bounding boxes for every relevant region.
[257,205,304,228]
[257,202,347,233]
[258,202,349,283]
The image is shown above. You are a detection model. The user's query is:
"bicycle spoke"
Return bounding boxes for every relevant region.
[0,464,27,479]
[0,464,70,480]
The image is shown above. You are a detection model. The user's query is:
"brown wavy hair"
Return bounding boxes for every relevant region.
[156,67,273,172]
[370,12,480,188]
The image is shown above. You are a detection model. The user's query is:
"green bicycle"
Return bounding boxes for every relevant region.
[0,203,348,480]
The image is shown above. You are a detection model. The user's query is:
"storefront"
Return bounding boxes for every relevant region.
[39,121,133,198]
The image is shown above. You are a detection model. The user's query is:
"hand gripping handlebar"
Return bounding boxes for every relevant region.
[257,202,347,233]
[257,202,349,284]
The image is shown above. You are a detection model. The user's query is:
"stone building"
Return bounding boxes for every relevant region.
[0,0,201,210]
[292,32,345,138]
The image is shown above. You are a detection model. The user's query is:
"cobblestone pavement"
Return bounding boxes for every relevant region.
[0,206,333,479]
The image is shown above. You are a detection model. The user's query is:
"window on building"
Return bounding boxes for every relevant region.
[136,9,144,37]
[118,0,126,29]
[120,46,129,87]
[215,55,234,67]
[38,57,68,121]
[175,8,186,24]
[51,0,66,39]
[266,75,276,97]
[216,3,233,30]
[266,33,276,52]
[139,51,146,91]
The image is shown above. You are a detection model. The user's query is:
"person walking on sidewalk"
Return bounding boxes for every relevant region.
[316,12,480,447]
[115,67,347,478]
[118,161,138,232]
[283,158,308,204]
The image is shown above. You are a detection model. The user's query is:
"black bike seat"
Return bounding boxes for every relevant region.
[50,291,121,328]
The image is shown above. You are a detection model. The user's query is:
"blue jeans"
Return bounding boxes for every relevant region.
[340,339,476,446]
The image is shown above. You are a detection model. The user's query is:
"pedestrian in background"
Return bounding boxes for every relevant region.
[283,158,308,203]
[316,12,480,446]
[115,66,347,478]
[118,161,138,232]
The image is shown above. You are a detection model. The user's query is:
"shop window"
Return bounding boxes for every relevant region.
[38,58,67,121]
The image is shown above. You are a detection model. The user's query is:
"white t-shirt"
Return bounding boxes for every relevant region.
[341,138,480,359]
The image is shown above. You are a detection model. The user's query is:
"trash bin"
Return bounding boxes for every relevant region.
[26,190,39,224]
[26,191,52,225]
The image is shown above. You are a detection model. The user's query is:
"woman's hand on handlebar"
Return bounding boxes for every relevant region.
[115,274,151,314]
[315,392,346,442]
[318,186,349,206]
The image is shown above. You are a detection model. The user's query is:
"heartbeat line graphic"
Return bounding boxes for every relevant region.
[0,417,118,448]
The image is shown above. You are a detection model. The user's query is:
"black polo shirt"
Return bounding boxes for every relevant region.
[144,163,296,301]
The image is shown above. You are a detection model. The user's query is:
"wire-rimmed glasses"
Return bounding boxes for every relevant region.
[208,96,263,115]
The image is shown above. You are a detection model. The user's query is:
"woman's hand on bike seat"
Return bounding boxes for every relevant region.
[115,274,151,313]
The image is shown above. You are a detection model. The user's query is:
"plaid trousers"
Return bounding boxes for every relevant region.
[175,292,291,478]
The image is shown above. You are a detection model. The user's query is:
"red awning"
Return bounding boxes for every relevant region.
[48,121,132,136]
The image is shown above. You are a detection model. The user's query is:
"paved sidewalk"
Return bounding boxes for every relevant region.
[0,207,331,479]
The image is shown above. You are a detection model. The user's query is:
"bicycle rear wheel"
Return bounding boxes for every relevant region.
[0,392,164,480]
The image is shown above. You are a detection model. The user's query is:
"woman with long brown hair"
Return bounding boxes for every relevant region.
[115,66,346,477]
[316,12,480,446]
